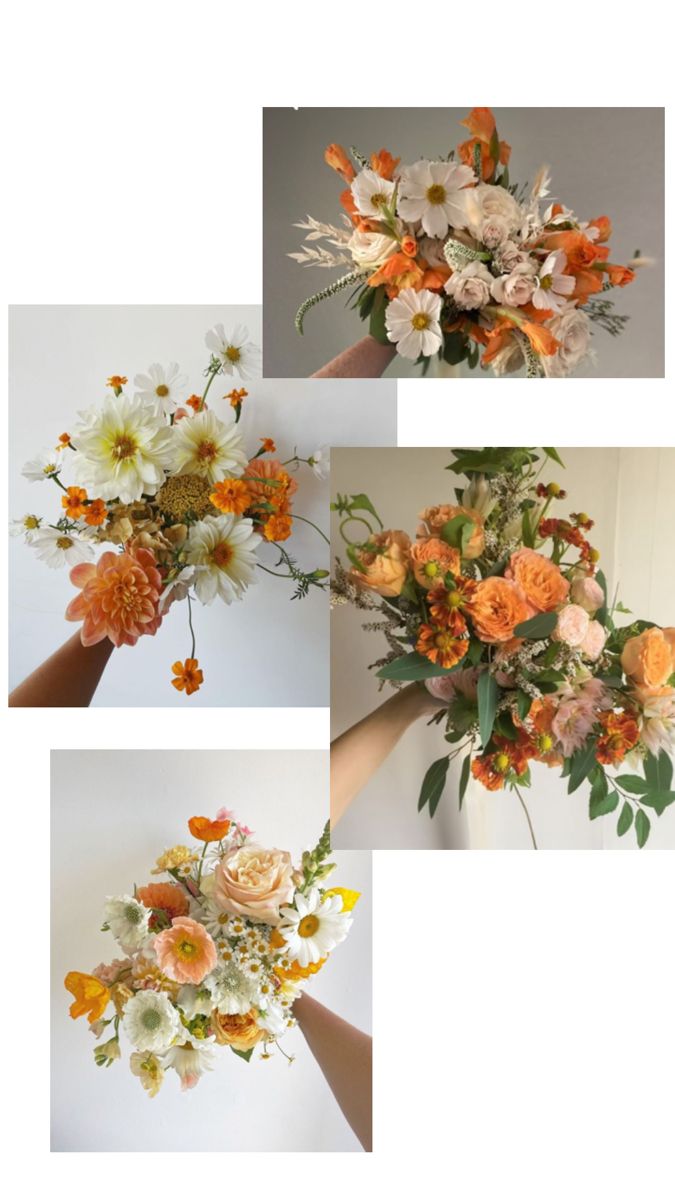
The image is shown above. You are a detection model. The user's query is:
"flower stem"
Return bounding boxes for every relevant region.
[292,513,330,545]
[187,593,196,659]
[512,784,538,849]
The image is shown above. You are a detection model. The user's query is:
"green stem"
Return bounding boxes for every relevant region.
[197,840,209,886]
[187,593,196,659]
[292,513,330,545]
[201,366,219,404]
[512,784,538,849]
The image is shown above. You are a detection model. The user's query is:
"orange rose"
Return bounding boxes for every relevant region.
[621,627,675,688]
[506,549,569,613]
[324,144,355,183]
[350,530,411,597]
[410,538,461,588]
[417,505,485,560]
[467,577,530,644]
[212,1010,264,1051]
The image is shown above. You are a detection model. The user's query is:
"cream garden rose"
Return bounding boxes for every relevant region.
[213,845,295,926]
[491,262,537,307]
[460,183,522,242]
[348,229,398,269]
[553,604,590,648]
[445,262,494,311]
[542,309,592,378]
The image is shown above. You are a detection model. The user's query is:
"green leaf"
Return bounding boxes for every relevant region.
[542,447,565,467]
[614,774,649,795]
[639,791,675,816]
[376,651,464,682]
[644,751,673,793]
[595,569,609,628]
[418,755,450,817]
[231,1047,254,1062]
[458,754,471,811]
[466,638,484,666]
[348,492,383,530]
[516,689,532,721]
[568,740,598,794]
[443,331,468,365]
[522,506,535,548]
[589,775,618,820]
[369,289,390,345]
[635,808,651,848]
[514,611,558,639]
[477,671,499,749]
[440,514,475,553]
[617,801,634,837]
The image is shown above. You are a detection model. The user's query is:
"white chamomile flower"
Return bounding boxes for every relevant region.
[194,895,237,940]
[186,514,261,605]
[71,392,174,504]
[205,324,261,380]
[350,168,395,219]
[123,990,182,1054]
[279,888,352,968]
[103,894,151,952]
[398,160,475,239]
[209,963,257,1015]
[385,287,443,360]
[177,983,215,1019]
[31,527,94,569]
[133,362,188,415]
[531,250,576,314]
[10,514,42,539]
[308,446,329,480]
[170,409,248,484]
[22,450,62,482]
[162,1040,216,1090]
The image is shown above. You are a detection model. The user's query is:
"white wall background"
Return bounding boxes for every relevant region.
[331,447,675,851]
[51,749,371,1152]
[9,305,397,706]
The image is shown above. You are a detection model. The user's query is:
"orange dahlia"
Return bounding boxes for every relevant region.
[65,546,163,647]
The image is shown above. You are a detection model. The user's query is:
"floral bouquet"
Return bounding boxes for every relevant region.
[291,108,646,377]
[65,814,357,1094]
[331,448,675,848]
[13,324,329,696]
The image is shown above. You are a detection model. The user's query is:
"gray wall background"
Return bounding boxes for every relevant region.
[263,108,664,378]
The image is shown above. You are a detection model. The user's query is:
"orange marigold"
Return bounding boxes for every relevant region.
[66,546,163,647]
[61,486,88,519]
[210,479,252,515]
[171,658,204,696]
[106,375,127,390]
[263,513,293,542]
[595,710,640,766]
[260,437,276,453]
[416,624,468,670]
[226,388,248,408]
[84,498,108,526]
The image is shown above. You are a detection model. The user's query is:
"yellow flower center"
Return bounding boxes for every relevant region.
[225,345,241,363]
[25,516,40,529]
[448,590,462,608]
[298,914,320,938]
[426,183,447,205]
[434,632,454,652]
[370,192,388,208]
[495,753,510,773]
[540,274,553,290]
[424,562,439,577]
[175,938,199,961]
[539,734,553,753]
[43,463,57,474]
[56,536,73,549]
[212,541,233,569]
[411,312,430,331]
[156,384,169,397]
[197,439,218,462]
[112,435,137,460]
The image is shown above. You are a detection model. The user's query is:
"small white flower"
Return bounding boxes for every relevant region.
[31,527,94,569]
[279,888,352,968]
[350,168,395,219]
[398,160,474,239]
[308,446,330,480]
[158,568,196,613]
[177,983,215,1018]
[133,362,188,415]
[162,1040,216,1090]
[385,287,443,360]
[123,990,182,1054]
[10,514,42,540]
[169,409,248,484]
[204,323,261,380]
[22,450,62,482]
[186,514,262,605]
[103,894,151,951]
[531,250,576,314]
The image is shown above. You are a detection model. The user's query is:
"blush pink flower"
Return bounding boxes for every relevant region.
[425,666,481,704]
[570,575,604,615]
[65,546,164,647]
[580,619,607,662]
[551,699,596,757]
[552,604,590,649]
[153,917,217,985]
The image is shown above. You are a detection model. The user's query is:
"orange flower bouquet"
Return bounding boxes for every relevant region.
[14,325,329,696]
[332,449,675,847]
[65,817,357,1094]
[292,108,645,377]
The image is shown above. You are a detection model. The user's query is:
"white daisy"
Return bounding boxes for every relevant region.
[350,168,395,219]
[103,894,151,951]
[398,160,475,239]
[279,888,352,968]
[169,409,248,484]
[162,1040,216,1090]
[531,250,576,314]
[133,362,188,415]
[307,446,330,480]
[123,990,182,1054]
[385,288,443,360]
[256,999,290,1039]
[193,894,237,940]
[177,983,215,1018]
[205,323,261,380]
[22,449,62,482]
[31,526,94,569]
[10,514,42,539]
[186,514,261,605]
[208,963,257,1015]
[71,392,173,504]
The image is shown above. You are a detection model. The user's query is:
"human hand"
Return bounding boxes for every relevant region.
[311,335,396,379]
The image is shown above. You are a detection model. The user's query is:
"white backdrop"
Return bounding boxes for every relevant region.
[9,305,396,706]
[51,749,371,1152]
[331,447,675,850]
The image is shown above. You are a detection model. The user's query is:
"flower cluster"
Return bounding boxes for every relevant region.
[292,108,645,377]
[64,815,357,1094]
[332,448,675,847]
[14,325,329,695]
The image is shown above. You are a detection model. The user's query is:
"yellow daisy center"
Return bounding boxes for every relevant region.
[212,541,233,569]
[298,914,320,938]
[495,753,510,773]
[427,183,447,205]
[370,192,388,208]
[155,384,169,397]
[43,463,57,474]
[112,435,137,460]
[25,516,40,529]
[56,536,73,549]
[411,312,430,331]
[539,734,553,753]
[540,274,553,290]
[225,345,241,363]
[448,590,462,608]
[424,562,439,577]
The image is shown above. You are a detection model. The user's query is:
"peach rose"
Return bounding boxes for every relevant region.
[417,505,485,559]
[467,577,529,644]
[349,529,411,597]
[410,538,460,588]
[621,627,675,688]
[553,604,590,648]
[212,1009,264,1051]
[213,845,295,926]
[506,548,569,613]
[570,575,604,614]
[580,619,607,661]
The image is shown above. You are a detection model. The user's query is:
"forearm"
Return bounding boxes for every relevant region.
[330,683,434,825]
[9,631,114,707]
[311,335,396,379]
[294,993,372,1151]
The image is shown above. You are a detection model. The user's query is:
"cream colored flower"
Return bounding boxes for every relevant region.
[186,514,261,605]
[348,229,398,269]
[170,410,248,484]
[71,393,173,503]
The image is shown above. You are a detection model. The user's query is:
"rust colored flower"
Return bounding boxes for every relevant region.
[225,388,248,409]
[64,971,111,1023]
[136,882,190,926]
[416,623,468,670]
[188,815,232,842]
[186,394,205,412]
[61,486,88,519]
[324,143,356,183]
[428,576,477,632]
[260,437,276,453]
[106,375,128,390]
[457,107,511,181]
[84,498,108,526]
[263,513,293,542]
[57,432,72,448]
[171,658,204,696]
[66,546,163,647]
[471,734,532,791]
[210,479,253,516]
[595,710,640,766]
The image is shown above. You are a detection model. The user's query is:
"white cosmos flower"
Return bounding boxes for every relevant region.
[10,514,42,539]
[350,168,396,219]
[177,983,215,1018]
[208,963,257,1015]
[123,990,182,1054]
[385,287,443,360]
[531,250,576,314]
[31,527,94,569]
[186,514,262,605]
[308,446,330,480]
[205,323,261,380]
[256,999,290,1039]
[133,362,188,415]
[162,1040,216,1090]
[279,888,352,968]
[398,160,474,239]
[169,409,248,484]
[103,894,151,951]
[22,449,63,482]
[71,393,174,504]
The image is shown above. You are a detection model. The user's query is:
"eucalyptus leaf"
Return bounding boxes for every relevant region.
[617,801,634,837]
[477,671,499,748]
[514,611,558,639]
[418,755,450,816]
[635,808,650,848]
[458,754,471,811]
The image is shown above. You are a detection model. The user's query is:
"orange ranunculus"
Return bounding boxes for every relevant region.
[410,538,461,589]
[621,627,675,688]
[471,733,532,791]
[417,505,485,560]
[521,321,560,358]
[467,577,530,644]
[188,815,232,842]
[212,1009,264,1051]
[210,479,252,515]
[350,530,411,597]
[605,264,635,287]
[64,971,111,1023]
[416,624,469,670]
[370,148,400,180]
[136,882,190,925]
[262,513,293,542]
[324,143,355,183]
[171,658,204,696]
[66,546,163,648]
[367,252,424,292]
[595,709,640,766]
[506,548,569,613]
[457,107,511,181]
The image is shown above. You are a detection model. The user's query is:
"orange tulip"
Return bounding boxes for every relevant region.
[188,815,231,842]
[324,143,355,183]
[64,971,111,1023]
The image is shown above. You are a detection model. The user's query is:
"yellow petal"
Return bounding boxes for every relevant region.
[325,887,361,912]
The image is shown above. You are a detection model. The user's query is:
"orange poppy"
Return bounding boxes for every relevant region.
[188,815,231,842]
[64,971,111,1023]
